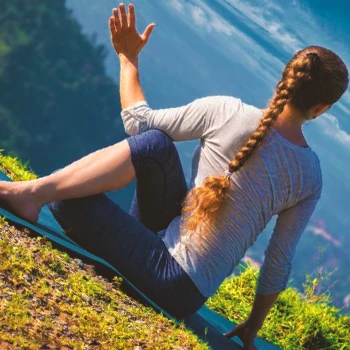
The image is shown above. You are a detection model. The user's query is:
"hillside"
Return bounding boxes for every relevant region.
[0,1,349,348]
[0,155,209,349]
[1,152,349,349]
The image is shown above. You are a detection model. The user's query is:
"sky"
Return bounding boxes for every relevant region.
[66,0,350,310]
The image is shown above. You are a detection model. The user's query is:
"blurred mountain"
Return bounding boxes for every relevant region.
[0,0,134,209]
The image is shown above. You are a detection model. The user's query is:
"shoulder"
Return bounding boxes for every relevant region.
[192,96,244,135]
[196,95,240,102]
[193,95,242,110]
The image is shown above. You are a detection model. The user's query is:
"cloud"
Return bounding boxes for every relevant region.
[306,219,341,247]
[219,0,350,109]
[342,91,350,105]
[344,294,350,308]
[170,0,245,39]
[189,2,235,36]
[337,101,350,115]
[169,0,184,12]
[166,0,350,144]
[222,0,303,52]
[165,0,284,86]
[242,256,262,269]
[317,113,350,148]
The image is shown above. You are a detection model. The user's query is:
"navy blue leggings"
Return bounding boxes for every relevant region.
[47,129,207,319]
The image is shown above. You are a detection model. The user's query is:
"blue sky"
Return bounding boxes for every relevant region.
[66,0,350,309]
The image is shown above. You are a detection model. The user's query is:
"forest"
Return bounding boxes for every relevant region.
[0,0,125,176]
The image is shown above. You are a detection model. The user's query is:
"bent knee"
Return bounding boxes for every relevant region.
[130,129,179,164]
[145,129,173,146]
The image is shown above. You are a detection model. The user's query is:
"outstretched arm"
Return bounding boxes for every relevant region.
[225,186,322,349]
[224,292,279,350]
[119,55,144,110]
[110,5,243,142]
[109,3,156,108]
[111,4,243,141]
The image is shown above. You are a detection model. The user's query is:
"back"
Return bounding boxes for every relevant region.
[163,97,323,297]
[120,95,323,297]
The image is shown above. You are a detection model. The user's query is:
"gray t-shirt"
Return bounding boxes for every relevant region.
[121,96,322,297]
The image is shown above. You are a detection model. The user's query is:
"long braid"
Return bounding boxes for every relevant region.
[181,47,348,235]
[229,53,319,174]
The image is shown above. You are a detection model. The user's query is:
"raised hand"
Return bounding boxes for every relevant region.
[109,3,156,61]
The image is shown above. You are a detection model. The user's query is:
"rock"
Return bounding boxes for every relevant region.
[23,274,31,282]
[82,293,91,304]
[75,259,85,269]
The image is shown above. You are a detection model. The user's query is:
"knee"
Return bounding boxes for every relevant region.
[145,129,172,145]
[136,129,178,163]
[151,130,178,162]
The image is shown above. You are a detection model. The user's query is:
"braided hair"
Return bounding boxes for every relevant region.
[181,45,348,234]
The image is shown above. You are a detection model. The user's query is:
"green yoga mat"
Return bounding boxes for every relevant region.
[0,170,281,350]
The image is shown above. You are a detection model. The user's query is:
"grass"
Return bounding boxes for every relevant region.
[206,264,350,350]
[0,151,210,349]
[1,150,349,349]
[0,149,37,181]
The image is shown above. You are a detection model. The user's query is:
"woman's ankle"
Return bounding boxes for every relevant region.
[22,179,49,208]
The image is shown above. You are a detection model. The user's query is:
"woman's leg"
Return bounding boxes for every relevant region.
[48,191,206,319]
[47,130,206,318]
[49,129,188,238]
[127,129,188,233]
[0,139,135,223]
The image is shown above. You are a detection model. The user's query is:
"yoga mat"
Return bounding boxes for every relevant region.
[0,170,281,350]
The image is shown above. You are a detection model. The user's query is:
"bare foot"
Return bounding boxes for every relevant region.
[0,181,43,223]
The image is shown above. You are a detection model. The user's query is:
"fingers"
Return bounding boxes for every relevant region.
[109,17,116,39]
[141,23,156,42]
[224,326,258,350]
[109,8,121,40]
[113,8,121,32]
[112,4,135,32]
[224,324,241,338]
[223,328,237,338]
[119,3,128,28]
[128,4,136,29]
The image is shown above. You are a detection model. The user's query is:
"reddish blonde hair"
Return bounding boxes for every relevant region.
[181,45,348,234]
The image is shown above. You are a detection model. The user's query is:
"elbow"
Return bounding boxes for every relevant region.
[121,111,141,136]
[256,283,287,296]
[123,120,140,136]
[120,104,151,136]
[256,261,291,295]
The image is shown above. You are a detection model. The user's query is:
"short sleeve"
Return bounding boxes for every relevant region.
[120,95,241,141]
[256,183,322,295]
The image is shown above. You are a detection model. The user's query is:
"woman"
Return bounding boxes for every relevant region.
[0,3,348,349]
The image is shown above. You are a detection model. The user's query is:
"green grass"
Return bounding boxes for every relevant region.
[0,151,209,349]
[1,150,349,349]
[0,149,37,181]
[206,264,350,349]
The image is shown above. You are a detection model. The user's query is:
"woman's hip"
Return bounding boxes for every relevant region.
[119,234,208,319]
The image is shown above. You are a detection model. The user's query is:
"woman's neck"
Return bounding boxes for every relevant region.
[260,104,309,147]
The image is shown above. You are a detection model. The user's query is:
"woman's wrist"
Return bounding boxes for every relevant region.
[119,53,139,66]
[245,317,263,331]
